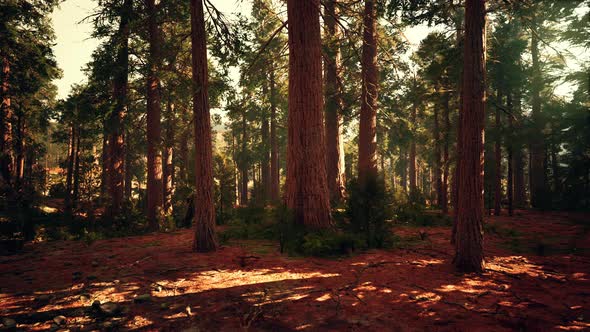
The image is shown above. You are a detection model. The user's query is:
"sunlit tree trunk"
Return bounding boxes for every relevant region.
[163,99,175,217]
[286,0,332,228]
[358,0,379,185]
[190,0,217,251]
[1,57,13,185]
[324,0,346,202]
[261,109,271,202]
[454,0,486,273]
[107,0,131,217]
[14,114,25,189]
[146,0,163,231]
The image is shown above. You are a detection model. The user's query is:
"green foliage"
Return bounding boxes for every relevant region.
[345,176,395,248]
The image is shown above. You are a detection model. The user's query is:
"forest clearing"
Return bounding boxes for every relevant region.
[1,0,589,330]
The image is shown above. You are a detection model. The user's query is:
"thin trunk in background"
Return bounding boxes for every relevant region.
[494,90,502,216]
[324,0,346,202]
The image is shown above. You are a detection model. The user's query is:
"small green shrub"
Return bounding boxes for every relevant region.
[345,176,394,248]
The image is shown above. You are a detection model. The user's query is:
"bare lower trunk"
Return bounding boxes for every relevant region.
[190,0,217,251]
[358,0,379,185]
[261,117,271,203]
[286,0,332,228]
[324,0,346,202]
[454,0,486,273]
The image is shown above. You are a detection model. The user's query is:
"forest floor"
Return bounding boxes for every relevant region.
[1,210,589,331]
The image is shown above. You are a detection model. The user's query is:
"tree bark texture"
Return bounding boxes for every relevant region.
[190,0,218,251]
[454,0,486,273]
[286,0,332,228]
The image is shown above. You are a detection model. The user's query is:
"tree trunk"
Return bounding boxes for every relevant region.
[286,0,332,228]
[190,0,217,252]
[433,92,443,208]
[1,57,13,185]
[261,115,271,203]
[146,0,163,231]
[101,126,108,197]
[358,0,379,185]
[442,89,450,214]
[529,21,547,209]
[179,125,189,184]
[240,113,248,206]
[65,123,75,212]
[409,97,418,194]
[107,0,131,217]
[400,146,407,191]
[269,66,280,202]
[73,126,81,208]
[124,129,132,201]
[14,114,25,189]
[507,93,514,216]
[454,0,486,273]
[324,0,346,202]
[163,99,175,217]
[551,142,560,196]
[494,90,502,216]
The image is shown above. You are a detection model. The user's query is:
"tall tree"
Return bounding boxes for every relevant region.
[146,0,163,230]
[190,0,217,251]
[106,0,132,216]
[358,0,379,185]
[454,0,486,272]
[285,0,332,228]
[324,0,346,202]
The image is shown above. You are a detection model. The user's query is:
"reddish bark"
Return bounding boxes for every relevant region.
[106,0,131,217]
[454,0,486,273]
[324,0,346,202]
[190,0,217,251]
[507,93,514,216]
[146,0,163,231]
[1,57,13,184]
[285,0,332,228]
[240,113,248,206]
[409,99,417,194]
[358,0,379,185]
[433,93,443,208]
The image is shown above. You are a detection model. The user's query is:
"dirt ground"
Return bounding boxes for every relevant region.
[1,210,589,331]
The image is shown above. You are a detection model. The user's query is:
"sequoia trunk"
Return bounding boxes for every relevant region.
[285,0,332,228]
[454,0,486,273]
[190,0,217,251]
[358,0,379,185]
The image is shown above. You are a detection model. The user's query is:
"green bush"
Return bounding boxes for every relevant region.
[345,176,394,248]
